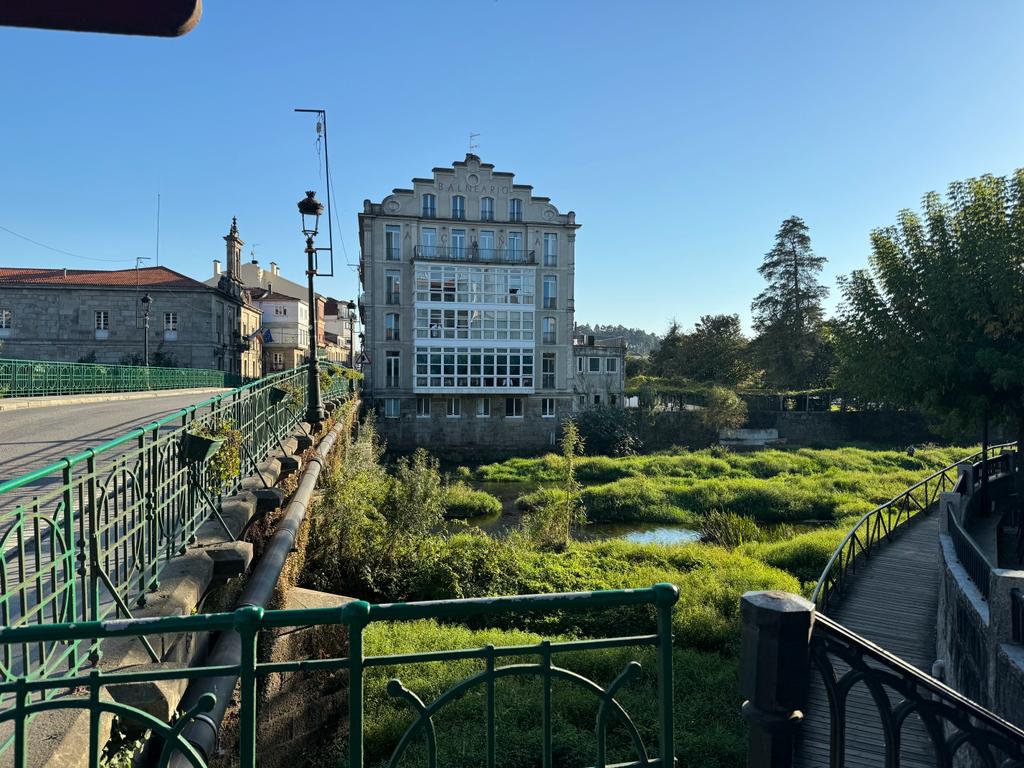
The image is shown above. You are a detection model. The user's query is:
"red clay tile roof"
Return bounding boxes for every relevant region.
[0,266,209,289]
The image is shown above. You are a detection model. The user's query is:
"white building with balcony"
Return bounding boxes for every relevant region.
[358,153,585,453]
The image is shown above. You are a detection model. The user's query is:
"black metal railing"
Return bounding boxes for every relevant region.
[509,211,523,222]
[422,207,436,218]
[811,443,1016,613]
[385,291,401,305]
[480,211,494,221]
[740,591,1024,768]
[451,210,465,220]
[413,245,536,264]
[948,503,993,599]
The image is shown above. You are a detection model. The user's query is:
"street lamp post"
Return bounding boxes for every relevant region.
[298,190,325,425]
[140,292,152,366]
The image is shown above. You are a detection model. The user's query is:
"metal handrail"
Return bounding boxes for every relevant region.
[947,503,993,599]
[0,584,680,767]
[413,245,537,264]
[810,442,1017,611]
[0,364,351,684]
[0,358,241,398]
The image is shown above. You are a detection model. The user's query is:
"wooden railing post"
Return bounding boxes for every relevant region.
[740,591,814,768]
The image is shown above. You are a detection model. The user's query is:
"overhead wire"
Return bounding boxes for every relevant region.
[0,223,134,263]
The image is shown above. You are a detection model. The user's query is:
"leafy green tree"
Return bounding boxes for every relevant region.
[751,216,830,388]
[700,386,748,434]
[836,170,1024,444]
[574,404,641,456]
[649,320,686,377]
[684,314,752,386]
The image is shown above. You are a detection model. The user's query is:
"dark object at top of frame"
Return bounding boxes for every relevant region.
[1,1,202,37]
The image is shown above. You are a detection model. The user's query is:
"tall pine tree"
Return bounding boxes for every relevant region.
[751,216,829,388]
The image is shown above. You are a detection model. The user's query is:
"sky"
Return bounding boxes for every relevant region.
[2,1,1023,336]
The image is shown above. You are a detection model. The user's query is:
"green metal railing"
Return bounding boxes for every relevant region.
[0,364,348,686]
[0,358,242,398]
[0,584,679,767]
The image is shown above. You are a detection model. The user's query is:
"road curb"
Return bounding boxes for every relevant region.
[0,387,230,412]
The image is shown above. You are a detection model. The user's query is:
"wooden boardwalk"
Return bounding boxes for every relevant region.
[794,512,942,768]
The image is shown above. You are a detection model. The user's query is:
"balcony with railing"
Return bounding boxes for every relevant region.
[413,245,536,265]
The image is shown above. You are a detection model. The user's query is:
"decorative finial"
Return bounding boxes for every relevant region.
[230,216,238,236]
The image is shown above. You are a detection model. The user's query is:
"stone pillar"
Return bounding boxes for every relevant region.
[740,591,814,768]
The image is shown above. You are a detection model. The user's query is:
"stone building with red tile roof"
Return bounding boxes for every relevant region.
[0,220,262,375]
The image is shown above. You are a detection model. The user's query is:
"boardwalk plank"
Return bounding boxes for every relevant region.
[794,513,940,768]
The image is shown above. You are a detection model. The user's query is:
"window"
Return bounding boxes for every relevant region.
[589,357,601,372]
[606,357,618,372]
[385,270,401,304]
[594,394,602,405]
[414,265,534,305]
[505,397,523,418]
[480,197,494,221]
[416,396,431,417]
[274,306,287,316]
[542,398,556,418]
[509,198,522,222]
[420,227,437,257]
[94,310,109,331]
[543,233,557,266]
[384,398,400,418]
[272,352,284,371]
[479,230,495,261]
[385,351,400,388]
[447,397,461,417]
[163,311,178,341]
[451,229,466,259]
[385,312,400,341]
[0,308,11,334]
[385,225,401,260]
[476,398,491,418]
[415,308,533,341]
[542,317,556,345]
[414,346,534,389]
[610,394,618,406]
[543,276,557,309]
[577,356,584,373]
[542,353,556,389]
[422,193,436,218]
[578,394,586,407]
[507,231,523,263]
[452,195,465,220]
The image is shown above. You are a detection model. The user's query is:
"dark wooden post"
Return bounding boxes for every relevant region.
[740,591,814,768]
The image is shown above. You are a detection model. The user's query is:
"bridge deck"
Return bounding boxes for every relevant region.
[795,512,941,768]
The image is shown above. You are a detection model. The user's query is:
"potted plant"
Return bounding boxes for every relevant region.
[180,430,225,464]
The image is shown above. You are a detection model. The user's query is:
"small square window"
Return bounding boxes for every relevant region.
[384,398,400,419]
[589,357,601,372]
[0,309,12,329]
[606,357,618,372]
[476,398,491,417]
[447,397,461,417]
[594,394,601,405]
[610,394,618,406]
[541,398,556,418]
[505,397,523,418]
[94,310,109,331]
[416,396,431,417]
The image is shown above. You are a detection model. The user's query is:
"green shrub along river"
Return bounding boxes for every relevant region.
[299,407,965,767]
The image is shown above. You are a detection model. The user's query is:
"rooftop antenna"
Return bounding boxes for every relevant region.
[155,193,161,267]
[469,132,480,154]
[250,244,260,262]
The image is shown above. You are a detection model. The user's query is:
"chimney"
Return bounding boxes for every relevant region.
[213,259,221,276]
[223,217,243,283]
[270,261,279,276]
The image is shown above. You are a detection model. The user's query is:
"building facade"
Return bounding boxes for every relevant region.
[573,335,626,409]
[252,291,308,372]
[359,153,586,452]
[0,265,248,372]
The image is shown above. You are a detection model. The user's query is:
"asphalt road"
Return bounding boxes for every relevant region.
[0,391,222,483]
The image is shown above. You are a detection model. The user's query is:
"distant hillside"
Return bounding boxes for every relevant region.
[576,323,661,356]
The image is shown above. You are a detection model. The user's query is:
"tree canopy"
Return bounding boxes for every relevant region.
[836,170,1024,437]
[751,216,830,389]
[649,314,752,386]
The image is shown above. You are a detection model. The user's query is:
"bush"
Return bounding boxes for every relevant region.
[700,387,747,433]
[573,405,642,456]
[443,482,502,519]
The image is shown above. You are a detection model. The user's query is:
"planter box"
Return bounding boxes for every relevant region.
[180,432,224,464]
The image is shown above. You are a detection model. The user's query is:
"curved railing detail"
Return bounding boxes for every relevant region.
[0,585,679,767]
[811,443,1017,612]
[809,612,1024,766]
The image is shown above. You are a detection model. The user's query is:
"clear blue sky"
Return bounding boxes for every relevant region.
[2,1,1023,335]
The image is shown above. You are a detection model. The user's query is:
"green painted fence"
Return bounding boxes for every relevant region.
[0,584,679,767]
[0,364,349,685]
[0,358,242,398]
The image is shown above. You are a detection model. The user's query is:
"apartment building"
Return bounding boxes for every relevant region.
[359,153,590,451]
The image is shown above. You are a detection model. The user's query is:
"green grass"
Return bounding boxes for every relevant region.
[475,445,969,525]
[443,482,502,518]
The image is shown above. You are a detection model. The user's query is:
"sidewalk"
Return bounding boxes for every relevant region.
[0,387,230,412]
